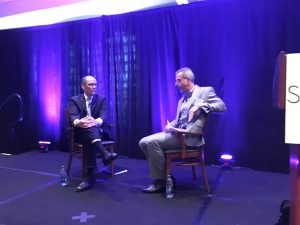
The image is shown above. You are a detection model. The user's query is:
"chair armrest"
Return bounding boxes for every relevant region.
[172,130,203,159]
[173,129,204,137]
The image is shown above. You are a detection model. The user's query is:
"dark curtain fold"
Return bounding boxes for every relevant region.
[0,0,299,172]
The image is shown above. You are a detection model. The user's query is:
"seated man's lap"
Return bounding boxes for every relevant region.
[142,132,181,150]
[77,126,102,144]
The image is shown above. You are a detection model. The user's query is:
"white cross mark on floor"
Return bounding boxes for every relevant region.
[72,212,95,223]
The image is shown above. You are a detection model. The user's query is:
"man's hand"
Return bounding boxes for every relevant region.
[76,116,98,128]
[164,120,170,132]
[188,105,200,122]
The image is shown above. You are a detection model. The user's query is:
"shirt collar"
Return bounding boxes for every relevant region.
[184,86,195,99]
[84,94,93,101]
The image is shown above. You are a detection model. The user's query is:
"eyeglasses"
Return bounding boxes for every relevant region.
[86,83,97,87]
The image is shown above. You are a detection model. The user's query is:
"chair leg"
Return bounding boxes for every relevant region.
[81,149,86,179]
[199,152,210,193]
[166,155,172,178]
[102,144,115,176]
[66,151,73,176]
[192,166,197,180]
[109,145,115,176]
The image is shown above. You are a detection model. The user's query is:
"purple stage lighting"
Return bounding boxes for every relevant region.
[219,154,234,169]
[38,141,51,152]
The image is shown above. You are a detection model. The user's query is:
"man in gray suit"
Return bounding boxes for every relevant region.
[139,67,226,193]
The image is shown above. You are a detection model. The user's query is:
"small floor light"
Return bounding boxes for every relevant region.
[1,153,12,156]
[219,154,234,169]
[38,141,51,153]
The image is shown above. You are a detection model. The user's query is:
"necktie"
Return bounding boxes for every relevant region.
[184,92,192,102]
[86,97,92,116]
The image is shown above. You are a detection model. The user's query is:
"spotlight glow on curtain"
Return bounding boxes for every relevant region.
[31,28,62,140]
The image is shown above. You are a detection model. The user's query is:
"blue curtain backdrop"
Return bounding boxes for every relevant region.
[0,0,299,172]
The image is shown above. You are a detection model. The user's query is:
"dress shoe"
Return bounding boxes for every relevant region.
[76,176,96,192]
[103,152,118,166]
[142,179,165,193]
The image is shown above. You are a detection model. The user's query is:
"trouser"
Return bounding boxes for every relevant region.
[76,126,106,168]
[139,132,181,180]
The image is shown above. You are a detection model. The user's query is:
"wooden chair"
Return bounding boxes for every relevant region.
[164,116,210,193]
[65,109,115,178]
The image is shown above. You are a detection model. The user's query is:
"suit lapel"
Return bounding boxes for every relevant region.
[185,85,201,110]
[79,94,88,115]
[175,97,184,124]
[175,85,201,126]
[90,94,97,115]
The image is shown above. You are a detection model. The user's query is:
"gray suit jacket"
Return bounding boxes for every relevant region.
[170,85,226,147]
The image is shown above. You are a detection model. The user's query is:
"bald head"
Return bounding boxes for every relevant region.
[81,75,97,97]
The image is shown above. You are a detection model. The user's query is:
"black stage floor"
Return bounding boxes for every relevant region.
[0,150,288,225]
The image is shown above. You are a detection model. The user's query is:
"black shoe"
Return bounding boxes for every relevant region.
[76,176,96,192]
[103,152,118,166]
[142,179,165,193]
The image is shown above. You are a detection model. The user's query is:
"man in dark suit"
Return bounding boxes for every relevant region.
[69,75,117,192]
[139,67,226,193]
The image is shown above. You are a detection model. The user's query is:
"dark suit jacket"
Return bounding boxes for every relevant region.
[69,94,107,143]
[69,94,107,124]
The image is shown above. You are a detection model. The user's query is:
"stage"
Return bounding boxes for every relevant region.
[0,150,288,225]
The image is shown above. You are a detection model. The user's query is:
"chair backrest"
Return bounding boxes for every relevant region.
[65,108,73,127]
[180,113,210,159]
[65,108,76,152]
[164,112,213,193]
[200,113,210,136]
